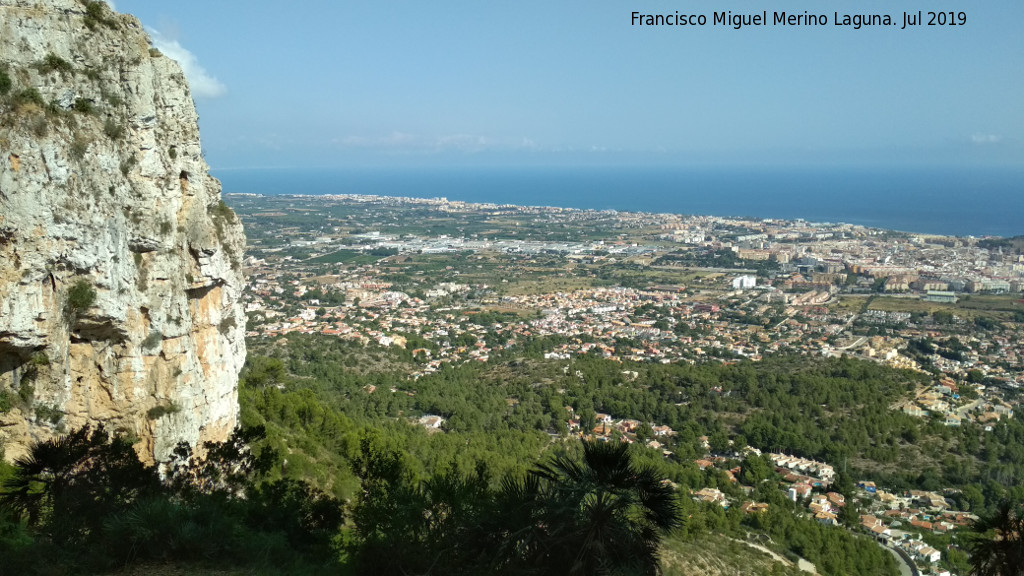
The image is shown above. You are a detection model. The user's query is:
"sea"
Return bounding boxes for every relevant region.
[215,165,1024,238]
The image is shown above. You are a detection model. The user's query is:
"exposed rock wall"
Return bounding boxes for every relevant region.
[0,0,245,463]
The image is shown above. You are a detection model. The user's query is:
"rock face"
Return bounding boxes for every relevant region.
[0,0,245,463]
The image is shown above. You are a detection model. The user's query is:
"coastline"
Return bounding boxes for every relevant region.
[217,165,1024,238]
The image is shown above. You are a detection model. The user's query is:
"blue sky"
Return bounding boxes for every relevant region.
[112,1,1024,170]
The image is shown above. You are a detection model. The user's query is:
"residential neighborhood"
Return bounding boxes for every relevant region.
[227,193,1024,576]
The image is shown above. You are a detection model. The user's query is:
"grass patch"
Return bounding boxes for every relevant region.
[867,294,1021,322]
[504,277,600,296]
[11,88,45,109]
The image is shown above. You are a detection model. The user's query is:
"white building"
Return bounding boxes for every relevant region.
[732,275,757,290]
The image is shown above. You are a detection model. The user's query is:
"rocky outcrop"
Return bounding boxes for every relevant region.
[0,0,245,463]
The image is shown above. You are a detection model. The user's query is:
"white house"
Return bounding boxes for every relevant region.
[732,275,757,290]
[917,546,941,563]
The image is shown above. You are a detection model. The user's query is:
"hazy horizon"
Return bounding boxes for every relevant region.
[113,0,1024,172]
[214,164,1024,237]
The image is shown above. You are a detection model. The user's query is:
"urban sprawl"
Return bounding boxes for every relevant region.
[230,193,1023,575]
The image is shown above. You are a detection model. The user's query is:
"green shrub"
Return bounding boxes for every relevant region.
[146,402,179,420]
[34,404,63,425]
[38,53,73,76]
[0,69,11,95]
[11,88,44,108]
[17,382,34,405]
[141,330,162,350]
[119,154,136,176]
[218,316,237,336]
[148,48,162,58]
[70,137,89,160]
[65,279,96,317]
[209,200,241,270]
[73,98,94,115]
[103,118,123,140]
[83,0,115,30]
[210,199,236,224]
[45,99,65,117]
[30,116,48,137]
[168,146,177,160]
[101,89,122,107]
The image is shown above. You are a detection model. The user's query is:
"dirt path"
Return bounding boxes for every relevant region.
[731,538,817,574]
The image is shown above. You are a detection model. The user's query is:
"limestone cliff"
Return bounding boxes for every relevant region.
[0,0,245,463]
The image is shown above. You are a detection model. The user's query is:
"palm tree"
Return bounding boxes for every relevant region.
[522,440,681,576]
[968,500,1024,576]
[0,425,156,545]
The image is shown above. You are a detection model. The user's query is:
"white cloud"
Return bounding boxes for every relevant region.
[337,132,418,148]
[332,133,555,154]
[432,133,490,152]
[334,131,495,153]
[971,133,1002,144]
[147,27,227,99]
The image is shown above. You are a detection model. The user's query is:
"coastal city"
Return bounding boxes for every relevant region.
[233,192,1023,387]
[227,192,1022,575]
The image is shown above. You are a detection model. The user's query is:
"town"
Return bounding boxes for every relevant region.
[228,192,1023,575]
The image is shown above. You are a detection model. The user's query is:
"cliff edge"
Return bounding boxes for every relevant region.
[0,0,245,463]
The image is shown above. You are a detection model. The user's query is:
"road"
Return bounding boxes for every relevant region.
[835,336,868,351]
[884,543,918,576]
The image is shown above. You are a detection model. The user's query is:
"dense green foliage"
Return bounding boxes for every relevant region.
[4,334,1021,574]
[243,333,1009,497]
[0,426,686,576]
[0,426,342,575]
[234,335,939,574]
[654,248,780,276]
[346,437,681,575]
